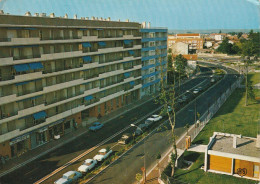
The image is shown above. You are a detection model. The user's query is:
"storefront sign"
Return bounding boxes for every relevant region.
[10,134,30,146]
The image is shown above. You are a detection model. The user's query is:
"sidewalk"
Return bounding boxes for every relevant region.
[0,93,156,178]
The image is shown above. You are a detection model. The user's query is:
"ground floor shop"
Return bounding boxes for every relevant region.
[0,112,82,159]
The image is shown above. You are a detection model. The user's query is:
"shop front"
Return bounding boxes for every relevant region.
[10,133,31,158]
[48,119,65,140]
[30,127,48,149]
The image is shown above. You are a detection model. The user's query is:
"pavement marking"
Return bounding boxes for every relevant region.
[34,72,210,184]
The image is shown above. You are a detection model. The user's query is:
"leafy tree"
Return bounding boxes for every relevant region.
[237,32,243,39]
[219,30,222,33]
[216,38,232,54]
[174,54,187,90]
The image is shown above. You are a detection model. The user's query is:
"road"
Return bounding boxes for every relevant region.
[0,67,213,184]
[87,63,238,184]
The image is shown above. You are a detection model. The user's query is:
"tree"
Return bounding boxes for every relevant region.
[156,152,161,176]
[237,32,243,39]
[219,30,222,33]
[216,38,232,54]
[185,123,190,136]
[174,54,187,91]
[157,50,178,177]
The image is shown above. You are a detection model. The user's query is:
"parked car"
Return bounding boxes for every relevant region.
[147,115,162,122]
[93,148,113,162]
[89,122,103,131]
[210,78,215,83]
[134,124,148,136]
[54,171,82,184]
[78,159,97,173]
[193,89,199,94]
[118,133,132,144]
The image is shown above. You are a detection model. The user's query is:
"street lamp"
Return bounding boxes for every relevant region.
[131,124,146,183]
[186,90,197,125]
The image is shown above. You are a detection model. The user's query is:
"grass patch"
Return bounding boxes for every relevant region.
[193,88,259,145]
[248,72,260,86]
[174,151,255,184]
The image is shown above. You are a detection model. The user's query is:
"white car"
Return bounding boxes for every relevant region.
[147,115,162,122]
[78,159,97,173]
[54,171,82,184]
[93,149,113,162]
[193,89,199,94]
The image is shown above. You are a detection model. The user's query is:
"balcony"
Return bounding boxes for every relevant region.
[13,54,41,61]
[0,94,16,105]
[17,87,43,96]
[18,104,45,118]
[0,111,18,120]
[43,78,84,93]
[41,51,82,61]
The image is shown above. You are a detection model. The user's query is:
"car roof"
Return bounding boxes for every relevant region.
[93,122,101,125]
[63,171,76,177]
[99,148,107,152]
[138,124,147,128]
[85,159,94,163]
[152,115,159,117]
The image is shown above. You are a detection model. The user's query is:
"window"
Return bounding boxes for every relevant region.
[149,41,155,47]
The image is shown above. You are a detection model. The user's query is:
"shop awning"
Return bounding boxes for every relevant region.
[15,81,30,86]
[128,50,134,55]
[82,42,91,48]
[98,42,106,46]
[130,81,135,86]
[124,72,131,78]
[33,111,47,120]
[83,56,92,62]
[28,62,43,70]
[14,64,30,72]
[84,95,94,101]
[124,40,133,44]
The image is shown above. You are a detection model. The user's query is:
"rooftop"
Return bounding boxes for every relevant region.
[209,135,260,158]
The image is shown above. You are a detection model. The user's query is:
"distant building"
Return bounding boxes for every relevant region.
[210,33,227,41]
[204,41,213,48]
[168,33,203,54]
[172,42,189,55]
[205,132,260,181]
[140,25,168,97]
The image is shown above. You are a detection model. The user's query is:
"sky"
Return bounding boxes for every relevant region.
[0,0,259,30]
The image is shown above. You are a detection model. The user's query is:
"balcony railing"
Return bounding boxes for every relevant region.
[0,38,11,42]
[0,111,18,120]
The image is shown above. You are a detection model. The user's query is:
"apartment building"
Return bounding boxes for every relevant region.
[140,27,168,97]
[0,13,142,158]
[168,33,203,54]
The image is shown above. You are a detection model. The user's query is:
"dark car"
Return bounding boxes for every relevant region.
[134,124,148,136]
[118,133,132,144]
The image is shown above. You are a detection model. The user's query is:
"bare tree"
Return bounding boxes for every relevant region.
[156,49,178,177]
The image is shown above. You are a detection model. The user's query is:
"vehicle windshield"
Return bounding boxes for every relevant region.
[85,162,92,166]
[99,151,106,155]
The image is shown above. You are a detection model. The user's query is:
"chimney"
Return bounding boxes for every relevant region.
[126,19,129,22]
[256,134,260,148]
[50,13,55,18]
[118,19,120,22]
[141,22,146,28]
[85,17,89,20]
[233,136,237,148]
[74,14,77,19]
[34,13,39,17]
[25,11,31,16]
[107,17,111,21]
[91,16,95,20]
[100,17,103,21]
[147,22,151,28]
[64,13,68,18]
[81,17,85,20]
[40,13,46,17]
[0,10,4,14]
